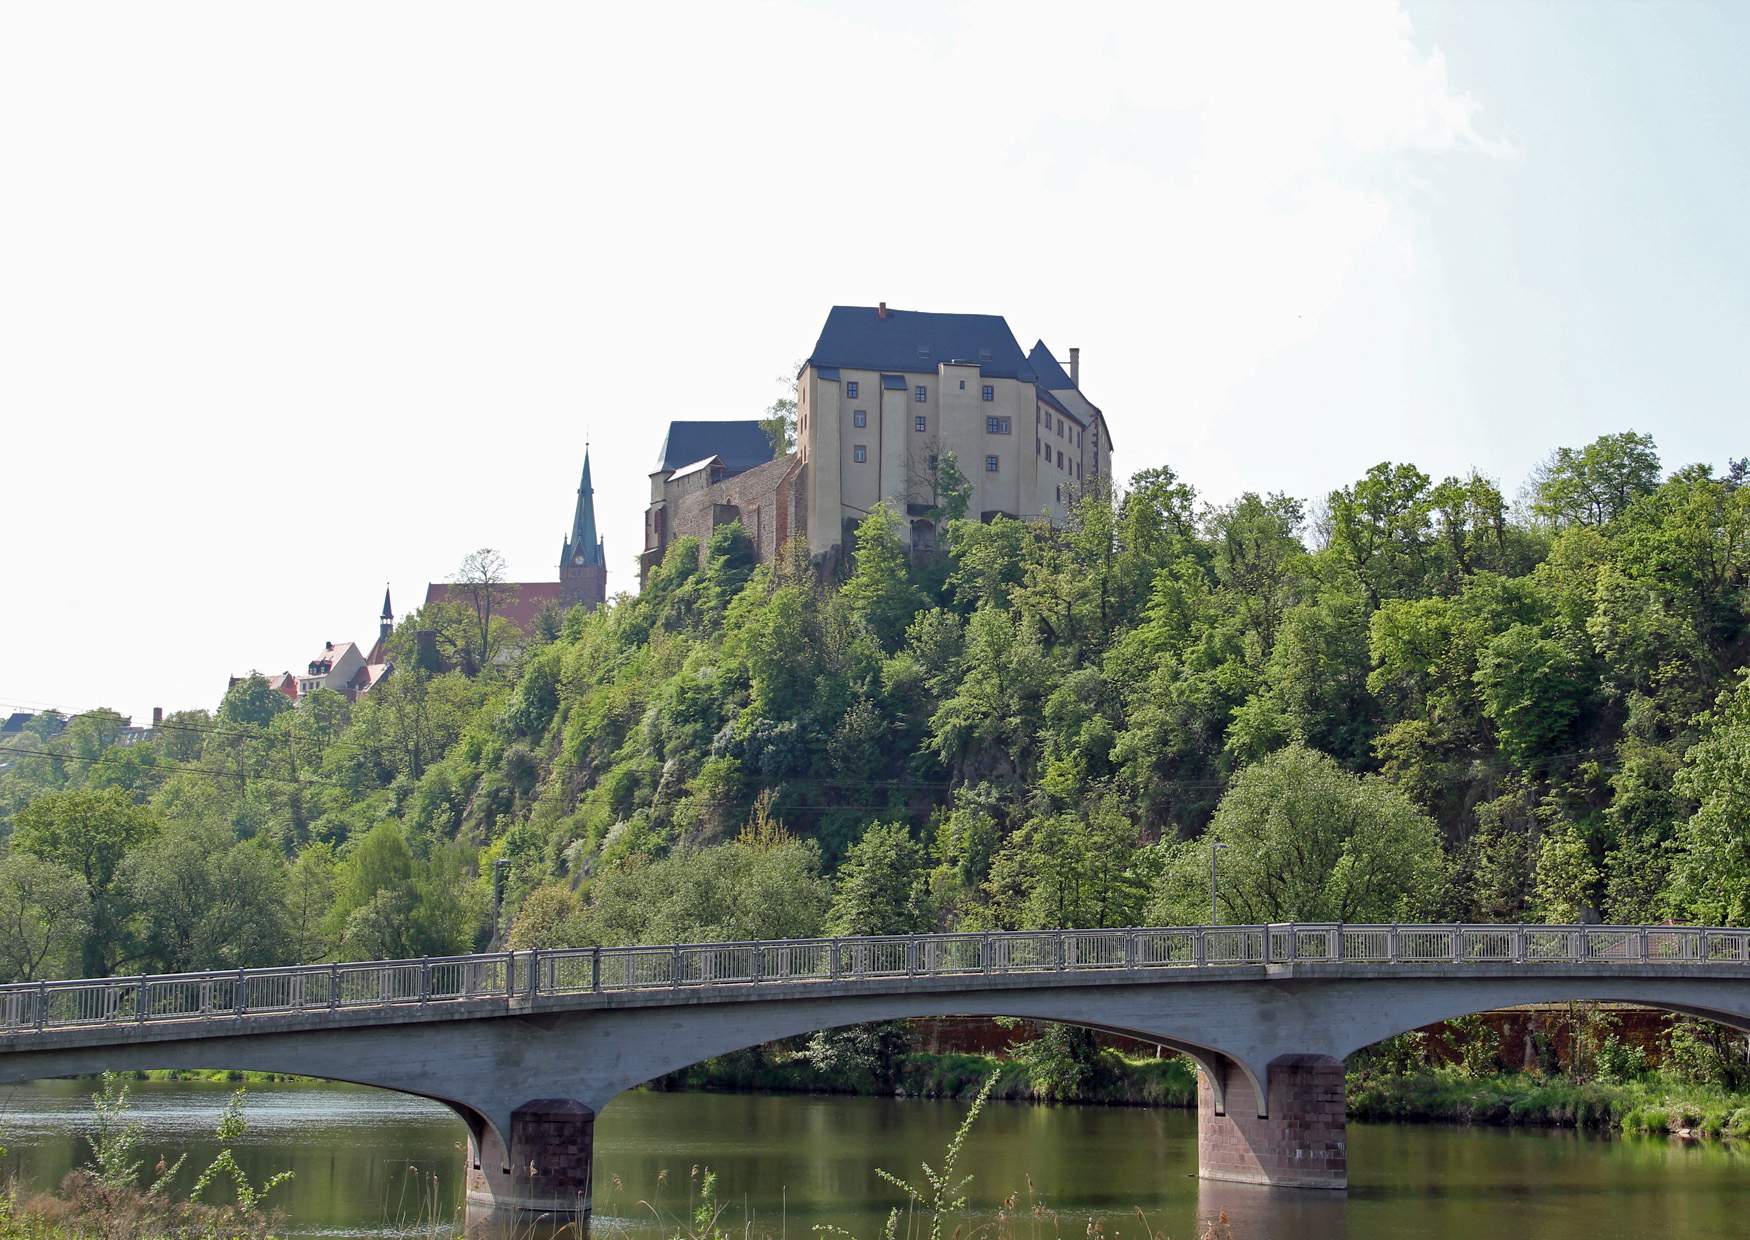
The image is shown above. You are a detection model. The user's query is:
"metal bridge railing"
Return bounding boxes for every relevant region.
[2,923,1746,1038]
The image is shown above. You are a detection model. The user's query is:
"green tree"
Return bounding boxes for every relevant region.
[1533,822,1601,923]
[843,504,923,650]
[758,368,799,457]
[1151,744,1444,924]
[827,821,934,936]
[1532,431,1661,528]
[1474,623,1595,770]
[123,822,289,972]
[12,787,161,973]
[0,852,92,980]
[1325,462,1436,607]
[1669,671,1750,921]
[988,797,1147,930]
[575,829,830,946]
[218,675,292,729]
[284,841,337,962]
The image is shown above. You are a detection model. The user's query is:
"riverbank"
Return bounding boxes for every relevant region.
[662,1049,1750,1139]
[658,1047,1202,1106]
[1349,1068,1750,1138]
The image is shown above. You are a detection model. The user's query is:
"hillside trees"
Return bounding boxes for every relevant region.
[1,427,1748,992]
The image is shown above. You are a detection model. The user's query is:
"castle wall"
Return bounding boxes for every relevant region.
[665,454,805,567]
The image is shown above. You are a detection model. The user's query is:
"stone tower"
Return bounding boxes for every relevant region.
[560,447,607,610]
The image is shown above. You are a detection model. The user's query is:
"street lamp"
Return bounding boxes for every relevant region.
[1210,837,1228,926]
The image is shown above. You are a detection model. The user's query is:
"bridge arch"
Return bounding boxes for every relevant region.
[1312,976,1750,1063]
[596,1009,1253,1115]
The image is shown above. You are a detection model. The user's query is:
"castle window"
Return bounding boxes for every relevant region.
[985,454,999,473]
[853,444,867,463]
[853,409,867,428]
[1056,485,1062,503]
[915,385,927,403]
[986,416,1010,435]
[959,379,966,390]
[928,453,938,472]
[982,385,994,401]
[1057,419,1065,437]
[846,381,859,398]
[915,414,927,432]
[1057,449,1064,468]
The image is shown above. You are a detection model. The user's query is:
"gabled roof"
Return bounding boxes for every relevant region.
[807,306,1036,381]
[307,642,362,674]
[424,581,564,635]
[655,421,774,475]
[668,455,724,483]
[1028,340,1075,391]
[1030,339,1108,424]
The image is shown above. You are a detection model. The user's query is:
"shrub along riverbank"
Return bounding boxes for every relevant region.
[661,1041,1750,1140]
[658,1045,1202,1107]
[1348,1069,1750,1138]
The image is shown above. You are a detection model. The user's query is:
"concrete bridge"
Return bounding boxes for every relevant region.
[4,923,1749,1223]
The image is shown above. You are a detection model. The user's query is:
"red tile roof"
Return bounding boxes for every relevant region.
[423,581,563,634]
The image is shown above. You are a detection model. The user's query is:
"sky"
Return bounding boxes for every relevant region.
[2,1,1747,722]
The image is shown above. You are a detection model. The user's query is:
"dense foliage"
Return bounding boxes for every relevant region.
[2,432,1748,985]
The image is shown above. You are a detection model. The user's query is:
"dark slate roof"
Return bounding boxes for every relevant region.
[1028,341,1075,390]
[1030,339,1104,418]
[807,306,1036,381]
[655,421,775,475]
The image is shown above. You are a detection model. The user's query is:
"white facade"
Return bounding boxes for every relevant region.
[795,311,1114,556]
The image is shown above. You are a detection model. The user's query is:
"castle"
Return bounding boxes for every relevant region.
[639,304,1114,585]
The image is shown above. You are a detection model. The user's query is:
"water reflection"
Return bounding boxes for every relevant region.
[0,1080,1745,1239]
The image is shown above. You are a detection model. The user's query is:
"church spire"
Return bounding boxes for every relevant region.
[562,446,605,568]
[369,583,394,664]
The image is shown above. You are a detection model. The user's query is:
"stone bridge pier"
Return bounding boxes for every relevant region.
[1196,1055,1348,1189]
[464,1099,596,1225]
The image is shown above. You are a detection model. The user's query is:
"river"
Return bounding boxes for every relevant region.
[0,1079,1745,1239]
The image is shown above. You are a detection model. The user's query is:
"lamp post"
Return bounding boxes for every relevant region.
[1210,837,1228,926]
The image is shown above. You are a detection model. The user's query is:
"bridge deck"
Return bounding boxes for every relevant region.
[3,923,1747,1051]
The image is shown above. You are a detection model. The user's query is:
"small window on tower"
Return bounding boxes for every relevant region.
[846,381,859,398]
[915,385,928,403]
[915,415,927,432]
[985,454,999,473]
[853,444,867,463]
[853,409,867,428]
[982,385,994,401]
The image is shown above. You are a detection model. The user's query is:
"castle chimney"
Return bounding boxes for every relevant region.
[151,706,163,727]
[878,301,887,319]
[1068,347,1080,387]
